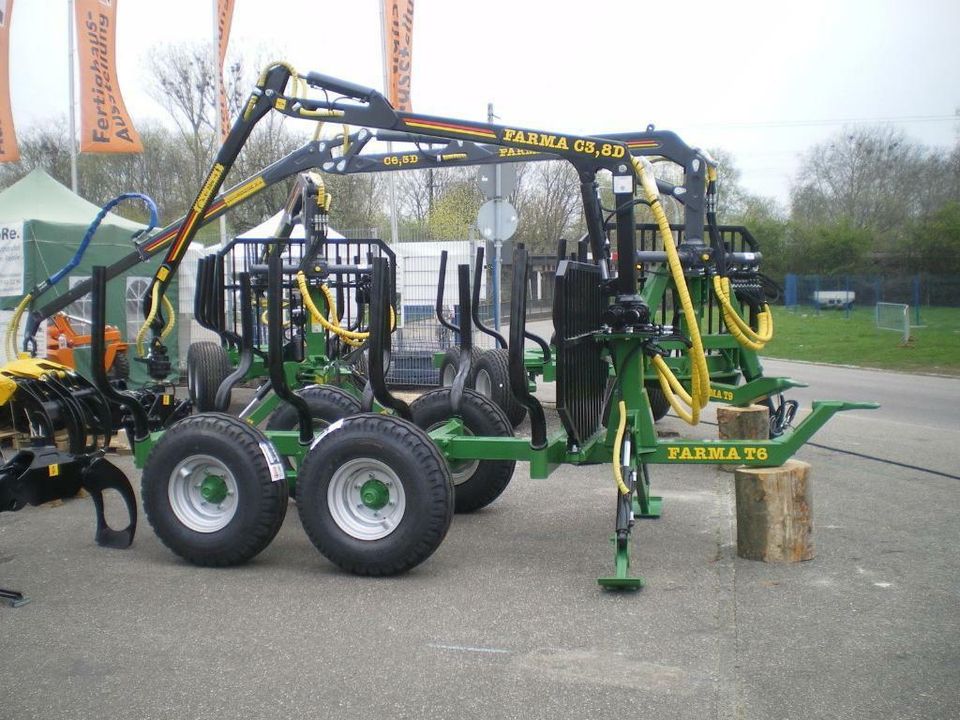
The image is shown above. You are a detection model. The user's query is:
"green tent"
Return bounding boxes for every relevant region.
[0,168,178,385]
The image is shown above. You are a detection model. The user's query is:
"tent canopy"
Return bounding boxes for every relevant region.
[0,169,176,385]
[0,168,144,230]
[237,210,345,240]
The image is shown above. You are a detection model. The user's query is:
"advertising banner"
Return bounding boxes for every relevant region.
[383,0,414,112]
[217,0,234,140]
[75,0,143,153]
[0,0,19,163]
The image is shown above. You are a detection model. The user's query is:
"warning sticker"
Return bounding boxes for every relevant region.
[259,441,285,482]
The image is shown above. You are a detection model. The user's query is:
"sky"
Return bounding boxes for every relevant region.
[6,0,960,207]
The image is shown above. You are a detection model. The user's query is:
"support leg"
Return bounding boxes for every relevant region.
[598,465,644,590]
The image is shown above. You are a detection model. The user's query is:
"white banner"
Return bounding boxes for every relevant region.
[0,221,23,296]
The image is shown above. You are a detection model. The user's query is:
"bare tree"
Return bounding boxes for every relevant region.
[513,161,583,255]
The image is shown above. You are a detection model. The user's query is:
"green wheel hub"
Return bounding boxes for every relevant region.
[199,474,229,505]
[359,477,390,511]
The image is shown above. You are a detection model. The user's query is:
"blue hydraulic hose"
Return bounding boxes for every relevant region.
[45,192,159,288]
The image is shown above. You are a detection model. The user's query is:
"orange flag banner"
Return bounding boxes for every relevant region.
[75,0,142,153]
[0,0,19,163]
[216,0,234,140]
[383,0,414,112]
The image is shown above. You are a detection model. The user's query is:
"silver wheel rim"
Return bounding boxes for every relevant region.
[475,368,492,398]
[168,454,239,533]
[328,458,406,540]
[441,363,457,386]
[427,422,478,486]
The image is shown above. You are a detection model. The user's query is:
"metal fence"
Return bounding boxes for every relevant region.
[784,273,960,321]
[388,240,557,386]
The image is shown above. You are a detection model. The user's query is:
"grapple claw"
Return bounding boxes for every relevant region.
[82,457,137,549]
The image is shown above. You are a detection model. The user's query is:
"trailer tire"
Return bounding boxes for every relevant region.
[187,342,231,412]
[142,413,288,566]
[437,346,482,388]
[265,385,361,471]
[297,414,453,576]
[647,385,670,422]
[474,348,527,427]
[410,388,516,512]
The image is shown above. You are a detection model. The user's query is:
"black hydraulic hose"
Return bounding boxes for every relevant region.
[90,266,149,442]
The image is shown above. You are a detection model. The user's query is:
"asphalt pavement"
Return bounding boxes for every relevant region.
[1,358,958,720]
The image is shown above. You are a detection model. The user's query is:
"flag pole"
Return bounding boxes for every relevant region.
[212,0,226,245]
[67,0,78,192]
[379,1,400,247]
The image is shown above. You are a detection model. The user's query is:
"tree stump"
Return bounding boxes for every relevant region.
[717,404,769,472]
[734,459,814,562]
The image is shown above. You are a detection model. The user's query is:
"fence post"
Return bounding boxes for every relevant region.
[785,273,797,309]
[913,274,921,325]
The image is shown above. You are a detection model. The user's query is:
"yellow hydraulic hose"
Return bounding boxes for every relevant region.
[6,293,31,361]
[633,157,710,425]
[297,271,371,343]
[612,400,630,496]
[135,283,163,357]
[160,294,176,342]
[651,355,701,424]
[712,275,774,350]
[317,283,363,347]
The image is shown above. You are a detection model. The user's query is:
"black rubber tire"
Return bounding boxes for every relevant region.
[141,413,289,566]
[647,385,670,422]
[297,414,454,576]
[437,346,483,388]
[187,342,232,412]
[410,388,516,513]
[473,348,527,427]
[265,384,361,470]
[110,349,130,381]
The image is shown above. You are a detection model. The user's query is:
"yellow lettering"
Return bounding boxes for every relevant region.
[498,147,539,158]
[693,447,707,460]
[224,176,266,207]
[503,129,572,151]
[667,447,680,460]
[193,164,226,213]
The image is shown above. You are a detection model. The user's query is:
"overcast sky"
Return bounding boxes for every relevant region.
[7,0,960,206]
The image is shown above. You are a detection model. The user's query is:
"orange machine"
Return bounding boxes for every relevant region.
[46,313,130,379]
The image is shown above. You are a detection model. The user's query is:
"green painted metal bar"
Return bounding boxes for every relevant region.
[641,401,879,466]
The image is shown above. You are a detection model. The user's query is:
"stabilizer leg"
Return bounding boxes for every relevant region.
[598,464,644,590]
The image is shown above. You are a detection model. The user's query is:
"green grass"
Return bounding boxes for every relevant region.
[761,306,960,376]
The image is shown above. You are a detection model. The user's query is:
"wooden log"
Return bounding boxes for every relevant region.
[734,459,814,562]
[717,404,769,472]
